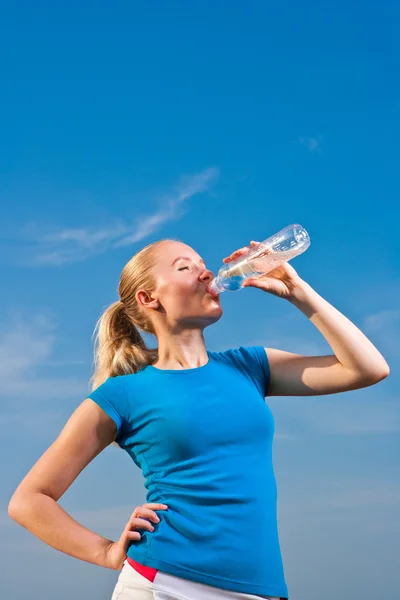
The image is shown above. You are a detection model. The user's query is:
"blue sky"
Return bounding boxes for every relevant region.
[1,2,399,599]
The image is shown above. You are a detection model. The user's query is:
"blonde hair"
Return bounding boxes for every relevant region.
[90,238,175,391]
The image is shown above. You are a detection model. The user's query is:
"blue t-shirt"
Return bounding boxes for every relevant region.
[88,346,288,598]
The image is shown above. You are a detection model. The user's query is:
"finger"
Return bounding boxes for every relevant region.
[133,507,162,524]
[243,278,262,287]
[223,246,252,263]
[126,517,155,532]
[124,530,141,541]
[233,242,259,254]
[131,503,168,519]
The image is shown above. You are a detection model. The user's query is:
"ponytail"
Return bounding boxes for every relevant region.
[90,238,177,391]
[90,301,158,390]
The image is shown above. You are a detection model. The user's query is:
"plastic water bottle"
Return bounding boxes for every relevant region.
[209,224,310,294]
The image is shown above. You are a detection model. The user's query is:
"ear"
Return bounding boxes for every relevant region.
[136,289,160,310]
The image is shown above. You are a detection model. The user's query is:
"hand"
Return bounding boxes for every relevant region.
[223,240,304,300]
[105,502,168,570]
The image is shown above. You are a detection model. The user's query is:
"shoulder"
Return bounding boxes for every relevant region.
[87,376,130,418]
[87,376,130,439]
[211,346,270,396]
[89,375,127,398]
[214,346,268,367]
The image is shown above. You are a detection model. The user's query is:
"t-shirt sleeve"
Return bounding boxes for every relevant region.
[87,376,128,441]
[221,346,270,397]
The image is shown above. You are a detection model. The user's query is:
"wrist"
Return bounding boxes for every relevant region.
[287,280,322,319]
[287,279,313,304]
[95,538,116,569]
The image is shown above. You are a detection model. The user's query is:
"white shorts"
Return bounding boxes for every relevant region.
[111,560,283,600]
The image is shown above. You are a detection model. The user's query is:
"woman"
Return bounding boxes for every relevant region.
[8,238,389,600]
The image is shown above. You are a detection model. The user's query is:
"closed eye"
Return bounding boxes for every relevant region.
[177,266,189,271]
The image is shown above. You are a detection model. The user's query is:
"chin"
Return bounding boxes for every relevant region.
[208,306,223,323]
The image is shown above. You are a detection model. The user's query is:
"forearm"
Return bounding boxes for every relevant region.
[288,280,390,378]
[9,493,113,568]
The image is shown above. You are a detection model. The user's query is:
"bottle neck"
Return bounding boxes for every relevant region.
[209,276,224,294]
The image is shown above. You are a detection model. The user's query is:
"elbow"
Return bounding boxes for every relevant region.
[375,361,390,381]
[8,495,24,523]
[348,362,390,390]
[8,492,33,525]
[362,364,390,386]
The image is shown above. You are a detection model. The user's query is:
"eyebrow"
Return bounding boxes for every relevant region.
[171,256,206,266]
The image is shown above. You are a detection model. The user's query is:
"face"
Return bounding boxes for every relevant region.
[139,241,223,329]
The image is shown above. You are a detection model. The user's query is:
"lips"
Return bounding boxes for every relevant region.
[206,285,220,300]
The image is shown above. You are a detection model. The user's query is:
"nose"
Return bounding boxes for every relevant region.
[199,268,214,282]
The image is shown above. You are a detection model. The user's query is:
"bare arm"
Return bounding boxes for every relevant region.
[265,281,390,396]
[8,399,118,568]
[265,348,388,396]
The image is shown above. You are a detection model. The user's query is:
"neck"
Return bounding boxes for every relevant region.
[152,329,208,370]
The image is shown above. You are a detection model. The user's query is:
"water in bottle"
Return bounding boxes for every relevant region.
[208,224,310,294]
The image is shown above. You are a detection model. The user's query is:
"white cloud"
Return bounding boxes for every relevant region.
[318,480,400,510]
[279,477,400,516]
[363,308,400,357]
[0,311,87,401]
[0,312,54,379]
[115,167,219,247]
[295,136,323,153]
[14,167,219,266]
[269,393,399,438]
